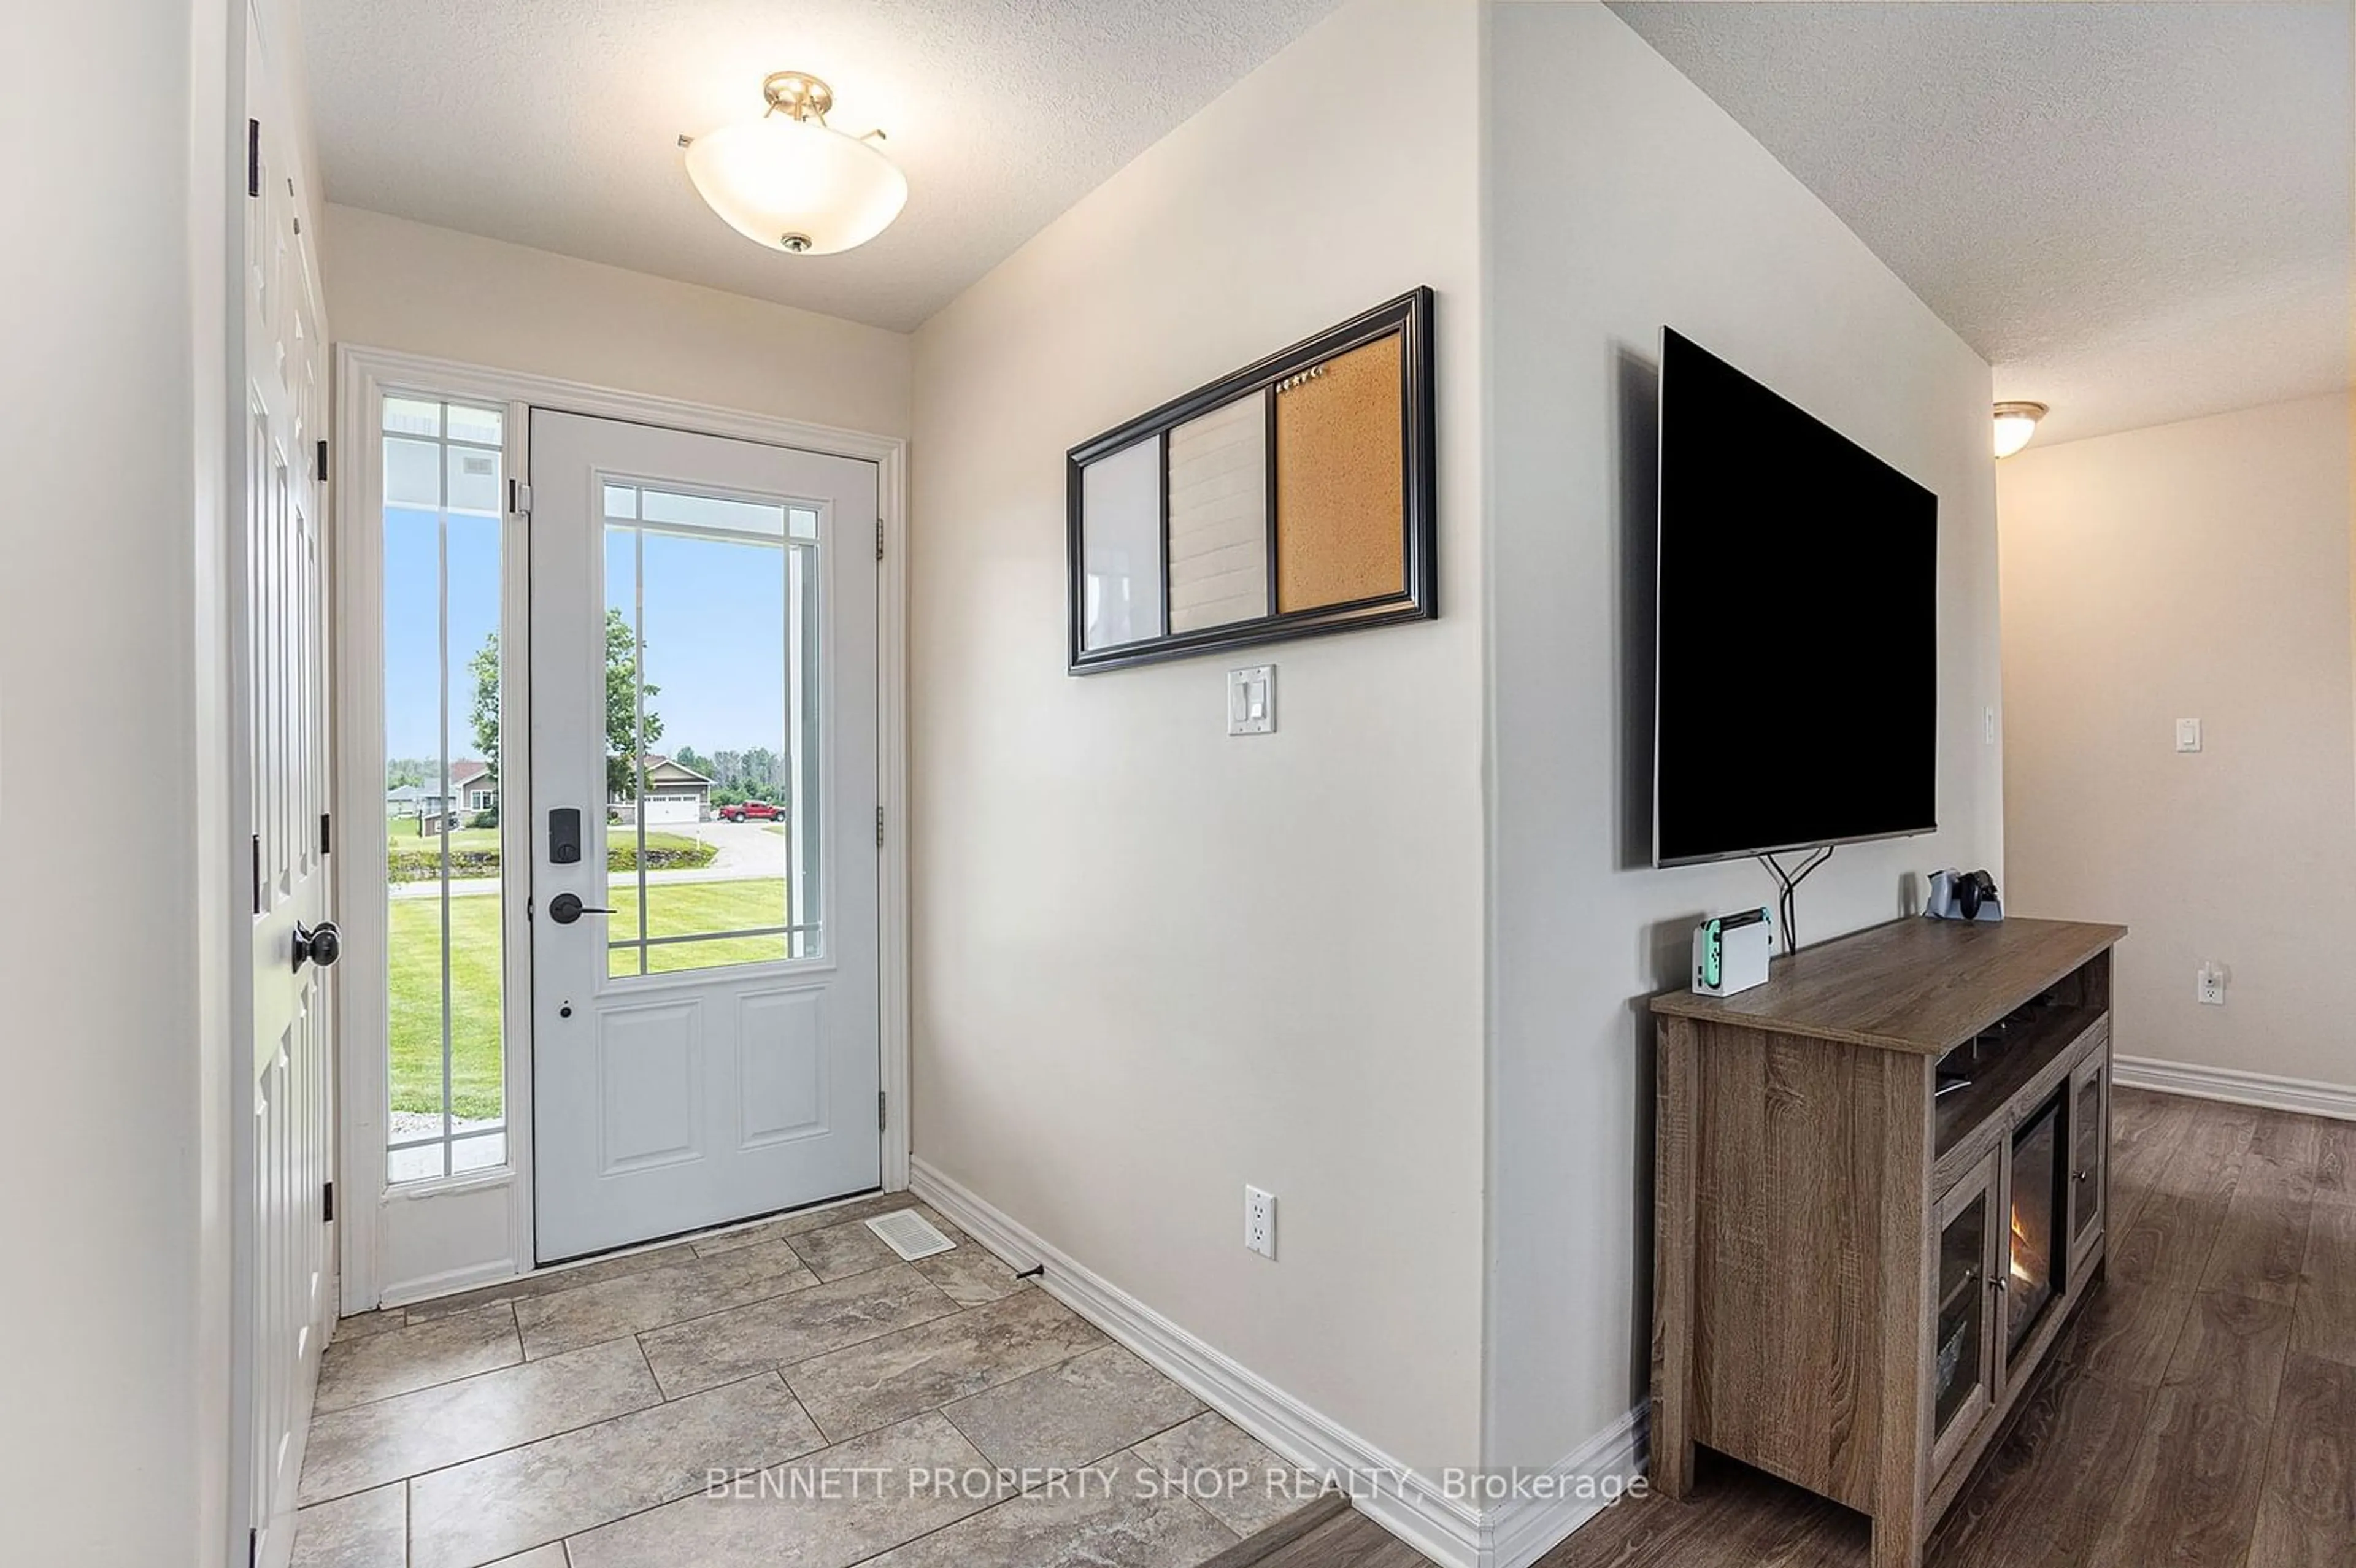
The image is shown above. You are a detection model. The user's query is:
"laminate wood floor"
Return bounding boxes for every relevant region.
[1262,1091,2356,1568]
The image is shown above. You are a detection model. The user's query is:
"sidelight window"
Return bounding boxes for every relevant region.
[382,395,509,1184]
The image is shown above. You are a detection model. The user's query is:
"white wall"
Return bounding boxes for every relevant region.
[321,206,913,437]
[908,0,1490,1475]
[190,0,239,1559]
[1,1,223,1560]
[2000,393,2356,1091]
[1481,2,2004,1469]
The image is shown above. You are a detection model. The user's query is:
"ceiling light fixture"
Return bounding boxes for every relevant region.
[681,71,906,256]
[1992,401,2049,459]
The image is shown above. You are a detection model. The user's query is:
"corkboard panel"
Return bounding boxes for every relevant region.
[1274,333,1406,612]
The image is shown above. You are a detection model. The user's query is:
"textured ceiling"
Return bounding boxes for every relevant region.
[303,0,1342,332]
[1609,2,2352,445]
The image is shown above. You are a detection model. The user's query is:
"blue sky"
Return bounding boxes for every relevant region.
[385,507,790,774]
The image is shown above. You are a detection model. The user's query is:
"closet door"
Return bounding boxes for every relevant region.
[237,23,336,1567]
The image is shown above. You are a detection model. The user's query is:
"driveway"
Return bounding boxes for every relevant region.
[678,819,791,877]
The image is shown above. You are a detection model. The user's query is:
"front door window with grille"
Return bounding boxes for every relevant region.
[599,485,825,978]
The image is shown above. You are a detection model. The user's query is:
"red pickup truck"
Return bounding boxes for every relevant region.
[718,801,780,823]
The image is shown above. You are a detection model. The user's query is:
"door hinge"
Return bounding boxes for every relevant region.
[509,478,534,516]
[320,812,332,855]
[322,1180,334,1223]
[250,834,263,914]
[876,806,885,848]
[879,1091,887,1133]
[315,439,329,485]
[246,120,261,198]
[876,520,885,561]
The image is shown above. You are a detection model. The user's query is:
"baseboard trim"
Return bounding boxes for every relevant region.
[910,1156,1644,1568]
[2113,1055,2356,1122]
[1483,1403,1649,1568]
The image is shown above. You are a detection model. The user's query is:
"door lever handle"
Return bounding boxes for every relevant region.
[547,893,614,925]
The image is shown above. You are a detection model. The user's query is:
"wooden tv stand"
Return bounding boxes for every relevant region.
[1649,916,2127,1568]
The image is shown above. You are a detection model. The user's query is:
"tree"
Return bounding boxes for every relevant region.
[467,607,660,804]
[605,607,663,801]
[468,636,501,788]
[741,746,781,794]
[672,745,712,777]
[385,757,432,790]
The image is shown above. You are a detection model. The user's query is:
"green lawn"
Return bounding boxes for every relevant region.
[610,878,795,977]
[390,876,790,1118]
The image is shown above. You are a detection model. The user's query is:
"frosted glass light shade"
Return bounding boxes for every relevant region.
[685,116,907,256]
[1992,401,2048,459]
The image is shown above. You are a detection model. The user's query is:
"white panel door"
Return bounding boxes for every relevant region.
[529,410,882,1260]
[241,48,336,1568]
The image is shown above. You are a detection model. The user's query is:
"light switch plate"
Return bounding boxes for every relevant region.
[2176,718,2203,753]
[1228,665,1275,736]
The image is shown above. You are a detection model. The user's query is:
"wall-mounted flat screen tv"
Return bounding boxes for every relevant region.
[1653,328,1939,867]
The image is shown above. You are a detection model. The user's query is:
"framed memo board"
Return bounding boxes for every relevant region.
[1065,287,1437,674]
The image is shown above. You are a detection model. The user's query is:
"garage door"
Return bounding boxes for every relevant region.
[644,793,702,824]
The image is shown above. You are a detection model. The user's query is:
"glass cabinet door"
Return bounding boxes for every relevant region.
[1932,1150,2001,1469]
[2069,1054,2107,1250]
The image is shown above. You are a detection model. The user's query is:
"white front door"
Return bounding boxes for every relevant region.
[529,410,882,1261]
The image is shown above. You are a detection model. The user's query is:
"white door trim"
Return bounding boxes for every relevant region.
[334,344,910,1312]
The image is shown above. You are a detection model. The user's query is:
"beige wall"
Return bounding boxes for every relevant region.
[907,0,1488,1474]
[2000,393,2356,1089]
[3,0,227,1558]
[321,205,912,437]
[1483,1,2005,1468]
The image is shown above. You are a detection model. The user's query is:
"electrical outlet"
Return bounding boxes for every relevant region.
[2197,963,2227,1006]
[1243,1185,1276,1260]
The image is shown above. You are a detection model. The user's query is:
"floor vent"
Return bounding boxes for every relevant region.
[866,1209,957,1261]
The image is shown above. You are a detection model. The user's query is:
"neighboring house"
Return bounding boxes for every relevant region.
[610,753,715,825]
[450,759,496,814]
[387,761,493,835]
[387,781,451,836]
[384,782,433,819]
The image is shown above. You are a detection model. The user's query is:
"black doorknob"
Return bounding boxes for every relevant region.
[547,893,615,926]
[293,920,341,971]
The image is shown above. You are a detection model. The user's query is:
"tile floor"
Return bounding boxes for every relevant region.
[293,1193,1306,1568]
